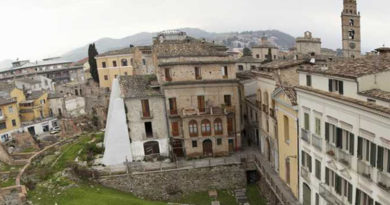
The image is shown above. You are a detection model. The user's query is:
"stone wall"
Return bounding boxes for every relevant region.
[98,164,246,201]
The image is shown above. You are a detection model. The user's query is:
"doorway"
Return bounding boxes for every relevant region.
[303,183,311,205]
[228,139,234,153]
[203,139,213,157]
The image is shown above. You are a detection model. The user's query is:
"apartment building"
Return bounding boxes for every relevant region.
[296,48,390,205]
[153,30,241,158]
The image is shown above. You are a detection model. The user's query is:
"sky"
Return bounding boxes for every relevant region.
[0,0,389,62]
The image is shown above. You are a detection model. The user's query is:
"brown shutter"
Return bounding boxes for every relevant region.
[141,99,150,117]
[227,117,233,135]
[198,96,205,112]
[172,122,179,136]
[169,98,177,115]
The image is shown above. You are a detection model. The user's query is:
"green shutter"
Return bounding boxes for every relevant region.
[325,167,329,185]
[335,175,341,195]
[348,183,353,203]
[357,136,363,159]
[349,133,354,155]
[308,155,312,173]
[377,146,384,171]
[325,123,329,142]
[304,113,309,130]
[370,143,376,167]
[336,128,343,148]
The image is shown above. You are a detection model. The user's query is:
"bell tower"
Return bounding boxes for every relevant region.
[341,0,361,58]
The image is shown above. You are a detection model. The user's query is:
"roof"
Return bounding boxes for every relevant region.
[281,86,297,105]
[298,55,390,79]
[97,47,136,57]
[359,89,390,102]
[15,78,41,84]
[71,57,89,66]
[27,91,45,100]
[297,86,390,116]
[119,75,162,99]
[237,71,257,80]
[158,60,235,67]
[153,36,229,58]
[236,56,263,63]
[0,97,16,106]
[259,60,306,70]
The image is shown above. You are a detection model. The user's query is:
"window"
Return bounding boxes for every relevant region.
[315,193,319,205]
[301,151,312,172]
[121,59,128,66]
[358,137,376,167]
[142,59,146,65]
[169,98,177,115]
[250,65,256,70]
[306,75,312,86]
[189,120,198,137]
[284,115,289,143]
[315,118,321,136]
[0,122,6,130]
[356,189,374,205]
[349,19,354,26]
[195,67,201,80]
[304,113,310,131]
[144,122,153,138]
[214,118,223,135]
[113,60,117,67]
[40,99,46,105]
[329,79,344,95]
[104,75,108,81]
[102,62,106,68]
[238,65,244,71]
[325,167,353,203]
[12,119,16,127]
[315,160,321,180]
[141,99,150,118]
[224,95,232,106]
[217,138,222,145]
[227,117,234,135]
[256,54,260,58]
[8,106,13,113]
[222,66,228,78]
[285,158,290,185]
[165,68,171,81]
[192,140,198,147]
[348,30,355,40]
[201,119,211,136]
[197,96,205,113]
[171,121,179,137]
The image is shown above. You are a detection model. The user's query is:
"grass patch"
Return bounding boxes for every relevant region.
[177,190,237,205]
[1,177,15,187]
[247,184,267,205]
[21,147,36,153]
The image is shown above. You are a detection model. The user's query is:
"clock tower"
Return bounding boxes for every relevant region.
[341,0,361,58]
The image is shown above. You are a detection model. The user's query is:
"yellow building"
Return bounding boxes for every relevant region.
[19,91,50,122]
[273,86,299,198]
[0,98,21,142]
[96,47,135,88]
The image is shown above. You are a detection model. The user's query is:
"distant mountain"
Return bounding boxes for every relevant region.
[61,28,296,62]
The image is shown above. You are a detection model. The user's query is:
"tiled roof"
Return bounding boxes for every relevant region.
[119,75,162,99]
[158,60,235,67]
[0,97,15,106]
[259,60,306,70]
[97,47,136,57]
[281,86,297,105]
[359,89,390,102]
[298,55,390,79]
[27,91,45,100]
[297,86,390,116]
[154,36,228,58]
[48,92,64,99]
[236,56,263,63]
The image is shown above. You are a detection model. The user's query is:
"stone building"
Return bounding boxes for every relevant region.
[235,56,263,72]
[296,31,322,57]
[120,75,169,160]
[251,36,279,61]
[342,0,361,58]
[296,48,390,205]
[152,30,242,158]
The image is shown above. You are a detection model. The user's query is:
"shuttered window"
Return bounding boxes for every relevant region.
[197,96,205,112]
[171,122,179,137]
[377,146,384,171]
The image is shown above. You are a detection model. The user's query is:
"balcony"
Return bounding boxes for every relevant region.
[301,166,311,182]
[140,111,153,119]
[326,143,352,167]
[357,160,372,180]
[311,133,322,151]
[301,128,310,144]
[319,183,343,205]
[377,171,390,192]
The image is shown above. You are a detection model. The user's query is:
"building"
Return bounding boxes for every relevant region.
[0,97,21,142]
[273,86,299,198]
[296,49,390,205]
[296,31,322,57]
[236,55,263,72]
[14,75,54,92]
[342,0,361,58]
[153,30,242,158]
[120,75,169,160]
[19,91,50,122]
[251,36,279,61]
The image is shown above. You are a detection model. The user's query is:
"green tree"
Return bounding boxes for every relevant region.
[88,43,99,83]
[243,47,252,56]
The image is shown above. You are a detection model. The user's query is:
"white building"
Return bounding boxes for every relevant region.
[14,75,54,92]
[296,48,390,205]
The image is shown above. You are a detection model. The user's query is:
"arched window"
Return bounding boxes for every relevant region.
[201,119,211,136]
[349,19,354,26]
[214,118,223,135]
[121,59,128,66]
[189,120,198,137]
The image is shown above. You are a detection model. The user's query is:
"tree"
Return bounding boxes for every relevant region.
[88,43,99,83]
[243,47,252,56]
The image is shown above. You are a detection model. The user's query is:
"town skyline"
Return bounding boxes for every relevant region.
[0,0,389,62]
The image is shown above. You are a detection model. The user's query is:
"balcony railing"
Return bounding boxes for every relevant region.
[140,111,153,119]
[301,166,311,182]
[301,128,310,144]
[357,160,372,180]
[377,171,390,191]
[312,133,322,151]
[319,183,343,205]
[326,143,352,167]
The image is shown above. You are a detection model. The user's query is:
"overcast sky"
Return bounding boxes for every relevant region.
[0,0,389,61]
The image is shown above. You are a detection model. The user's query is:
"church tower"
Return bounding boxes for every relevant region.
[341,0,361,58]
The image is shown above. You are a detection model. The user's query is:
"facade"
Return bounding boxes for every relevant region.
[236,56,263,72]
[14,75,54,92]
[19,91,50,122]
[296,31,322,57]
[273,86,299,198]
[120,75,169,160]
[0,98,21,142]
[251,36,279,61]
[153,30,241,158]
[296,50,390,205]
[342,0,361,58]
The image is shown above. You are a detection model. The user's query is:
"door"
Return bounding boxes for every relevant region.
[172,139,184,157]
[197,96,205,112]
[203,139,213,157]
[303,183,311,205]
[228,139,234,153]
[227,117,234,136]
[144,141,160,156]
